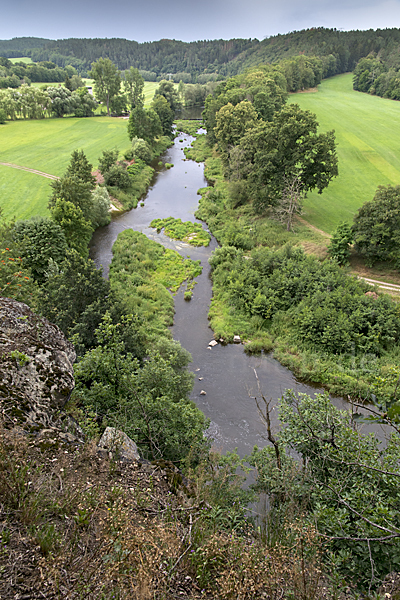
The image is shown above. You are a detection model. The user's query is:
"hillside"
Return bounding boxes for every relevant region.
[3,28,400,80]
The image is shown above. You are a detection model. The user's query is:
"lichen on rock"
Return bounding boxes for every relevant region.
[0,297,77,434]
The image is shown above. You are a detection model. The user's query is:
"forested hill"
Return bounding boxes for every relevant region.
[0,37,49,58]
[2,28,400,80]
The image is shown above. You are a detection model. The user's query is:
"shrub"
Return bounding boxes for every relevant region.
[131,137,152,164]
[104,164,131,190]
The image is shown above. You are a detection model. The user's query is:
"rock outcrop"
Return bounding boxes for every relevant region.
[0,297,78,435]
[97,426,141,461]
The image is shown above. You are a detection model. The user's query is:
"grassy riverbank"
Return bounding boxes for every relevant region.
[186,128,400,407]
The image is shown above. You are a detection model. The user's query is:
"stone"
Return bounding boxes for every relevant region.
[198,377,203,381]
[98,427,140,461]
[209,340,218,347]
[233,335,241,343]
[200,390,207,395]
[0,297,76,432]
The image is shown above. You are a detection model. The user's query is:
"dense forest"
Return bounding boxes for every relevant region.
[3,28,400,81]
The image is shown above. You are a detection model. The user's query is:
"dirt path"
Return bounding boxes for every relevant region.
[358,276,400,294]
[0,162,59,180]
[296,216,331,238]
[297,216,400,294]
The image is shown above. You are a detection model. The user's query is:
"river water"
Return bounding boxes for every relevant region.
[90,130,384,457]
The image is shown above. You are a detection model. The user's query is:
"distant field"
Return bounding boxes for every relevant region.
[9,57,33,64]
[290,73,400,233]
[0,117,129,220]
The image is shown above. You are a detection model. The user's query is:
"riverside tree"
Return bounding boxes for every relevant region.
[250,390,400,592]
[238,104,338,214]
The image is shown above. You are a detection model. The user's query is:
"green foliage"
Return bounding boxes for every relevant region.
[49,200,93,258]
[151,94,174,137]
[209,242,400,402]
[174,119,202,136]
[90,186,111,228]
[109,230,202,337]
[250,390,400,591]
[352,185,400,267]
[40,249,110,337]
[10,350,30,367]
[0,246,38,305]
[103,164,131,190]
[127,106,162,146]
[73,317,208,463]
[49,175,94,223]
[214,101,258,162]
[150,217,211,246]
[91,57,121,116]
[0,108,6,124]
[13,216,68,283]
[154,79,180,111]
[327,222,353,265]
[239,104,338,214]
[98,148,119,176]
[65,149,96,188]
[130,137,152,164]
[123,66,144,109]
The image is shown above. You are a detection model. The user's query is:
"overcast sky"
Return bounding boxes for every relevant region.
[2,0,400,42]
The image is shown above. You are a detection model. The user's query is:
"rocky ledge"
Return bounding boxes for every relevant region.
[0,296,79,437]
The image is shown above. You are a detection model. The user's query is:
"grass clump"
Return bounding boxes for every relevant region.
[150,216,211,247]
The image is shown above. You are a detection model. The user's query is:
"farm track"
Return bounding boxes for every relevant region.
[0,162,59,180]
[298,216,400,294]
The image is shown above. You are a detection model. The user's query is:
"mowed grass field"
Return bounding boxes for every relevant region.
[290,73,400,233]
[0,117,129,220]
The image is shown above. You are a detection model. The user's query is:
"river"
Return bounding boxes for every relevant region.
[90,129,385,457]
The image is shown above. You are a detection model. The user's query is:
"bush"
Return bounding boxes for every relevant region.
[0,108,6,124]
[327,221,353,264]
[131,137,152,164]
[98,149,119,176]
[104,164,131,190]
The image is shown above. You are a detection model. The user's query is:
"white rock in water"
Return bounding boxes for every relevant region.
[198,377,204,381]
[233,335,241,343]
[98,427,140,461]
[200,390,207,395]
[209,340,218,347]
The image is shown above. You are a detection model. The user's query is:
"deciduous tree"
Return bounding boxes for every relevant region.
[91,57,121,116]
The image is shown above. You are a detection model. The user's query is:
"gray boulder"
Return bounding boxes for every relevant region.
[0,297,76,432]
[98,427,140,461]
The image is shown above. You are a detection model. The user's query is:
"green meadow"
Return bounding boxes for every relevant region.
[0,117,129,220]
[290,73,400,233]
[9,57,33,64]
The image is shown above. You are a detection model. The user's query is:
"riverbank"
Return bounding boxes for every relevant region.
[184,130,400,411]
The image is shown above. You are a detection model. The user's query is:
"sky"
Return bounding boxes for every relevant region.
[2,0,400,42]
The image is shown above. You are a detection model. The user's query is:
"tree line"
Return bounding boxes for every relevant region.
[353,53,400,100]
[4,28,400,81]
[0,56,80,87]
